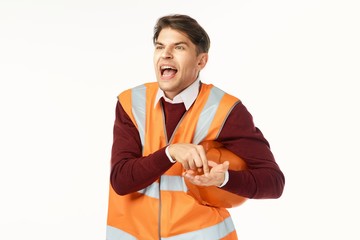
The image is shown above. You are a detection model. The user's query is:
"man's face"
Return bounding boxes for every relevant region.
[153,28,208,100]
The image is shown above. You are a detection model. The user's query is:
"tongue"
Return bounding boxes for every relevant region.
[163,69,177,77]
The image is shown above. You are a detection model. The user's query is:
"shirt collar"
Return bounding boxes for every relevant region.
[154,78,200,110]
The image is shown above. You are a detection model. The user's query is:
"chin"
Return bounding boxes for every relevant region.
[158,80,173,88]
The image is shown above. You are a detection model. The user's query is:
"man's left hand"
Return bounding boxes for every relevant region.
[183,160,229,187]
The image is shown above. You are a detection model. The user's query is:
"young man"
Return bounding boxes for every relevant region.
[106,14,285,240]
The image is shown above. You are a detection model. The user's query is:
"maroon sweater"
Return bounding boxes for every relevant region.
[110,97,285,199]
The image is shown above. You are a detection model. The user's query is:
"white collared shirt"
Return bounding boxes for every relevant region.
[154,78,200,110]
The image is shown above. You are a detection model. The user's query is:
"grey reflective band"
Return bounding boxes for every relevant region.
[193,86,225,144]
[160,175,188,192]
[137,175,187,199]
[162,216,235,240]
[131,84,147,150]
[106,225,137,240]
[137,181,159,199]
[107,217,235,240]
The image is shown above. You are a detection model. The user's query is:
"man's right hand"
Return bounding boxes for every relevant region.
[168,143,210,175]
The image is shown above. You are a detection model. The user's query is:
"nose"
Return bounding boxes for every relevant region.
[161,47,173,59]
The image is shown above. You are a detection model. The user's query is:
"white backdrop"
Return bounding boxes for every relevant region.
[1,0,359,239]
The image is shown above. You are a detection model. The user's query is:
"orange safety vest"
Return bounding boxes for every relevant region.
[107,82,240,240]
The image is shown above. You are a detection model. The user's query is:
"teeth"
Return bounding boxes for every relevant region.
[160,66,174,70]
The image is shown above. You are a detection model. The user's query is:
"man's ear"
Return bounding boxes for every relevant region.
[197,53,208,70]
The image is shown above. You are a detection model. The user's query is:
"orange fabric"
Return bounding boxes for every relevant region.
[118,88,136,128]
[107,186,159,239]
[107,82,240,239]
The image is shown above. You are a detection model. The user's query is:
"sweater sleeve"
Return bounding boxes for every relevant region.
[217,101,285,199]
[109,101,174,195]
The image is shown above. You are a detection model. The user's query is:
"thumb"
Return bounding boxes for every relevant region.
[207,160,217,167]
[222,161,230,171]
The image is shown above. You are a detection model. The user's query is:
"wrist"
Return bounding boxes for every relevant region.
[165,146,176,163]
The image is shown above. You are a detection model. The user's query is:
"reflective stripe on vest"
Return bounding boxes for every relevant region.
[107,216,235,240]
[137,175,188,199]
[162,216,235,240]
[106,225,136,240]
[137,180,160,199]
[193,86,225,144]
[131,84,147,150]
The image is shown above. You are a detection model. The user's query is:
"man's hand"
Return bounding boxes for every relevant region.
[168,143,210,175]
[183,160,229,187]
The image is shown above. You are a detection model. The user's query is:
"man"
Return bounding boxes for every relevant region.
[106,14,285,240]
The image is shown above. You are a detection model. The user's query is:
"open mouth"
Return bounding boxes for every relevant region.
[160,65,178,77]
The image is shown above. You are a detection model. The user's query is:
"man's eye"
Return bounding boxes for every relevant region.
[155,46,164,50]
[175,46,184,50]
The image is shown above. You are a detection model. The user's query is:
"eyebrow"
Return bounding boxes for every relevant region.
[155,41,189,46]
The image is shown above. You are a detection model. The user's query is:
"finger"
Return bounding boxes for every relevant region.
[183,169,196,175]
[207,160,218,167]
[191,151,203,168]
[222,161,229,171]
[182,161,191,170]
[208,160,229,172]
[197,146,210,175]
[187,159,197,170]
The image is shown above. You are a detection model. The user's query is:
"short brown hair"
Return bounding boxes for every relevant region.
[153,14,211,55]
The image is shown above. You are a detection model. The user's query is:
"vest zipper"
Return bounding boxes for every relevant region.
[158,176,162,240]
[158,101,187,239]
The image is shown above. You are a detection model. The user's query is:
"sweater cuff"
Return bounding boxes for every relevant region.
[218,171,229,188]
[165,146,176,163]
